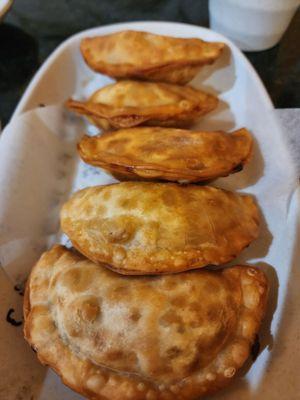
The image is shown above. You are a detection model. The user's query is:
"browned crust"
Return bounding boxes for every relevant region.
[65,98,217,130]
[77,128,253,183]
[80,55,224,80]
[68,235,254,276]
[60,184,260,275]
[23,246,268,400]
[65,85,218,130]
[80,31,225,84]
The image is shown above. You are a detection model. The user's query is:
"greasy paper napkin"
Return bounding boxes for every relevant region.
[0,105,297,283]
[0,105,299,400]
[276,108,300,176]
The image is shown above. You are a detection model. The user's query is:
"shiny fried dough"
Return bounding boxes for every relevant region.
[24,245,268,400]
[80,30,224,84]
[66,81,218,129]
[60,183,260,274]
[78,127,252,182]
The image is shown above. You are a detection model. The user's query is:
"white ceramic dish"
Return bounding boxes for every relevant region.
[2,21,299,399]
[11,20,277,117]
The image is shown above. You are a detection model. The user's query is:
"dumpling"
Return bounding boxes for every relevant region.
[65,80,218,130]
[24,245,268,400]
[78,127,252,182]
[80,30,225,84]
[60,182,259,274]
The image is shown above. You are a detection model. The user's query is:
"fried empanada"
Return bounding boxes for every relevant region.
[80,30,225,84]
[24,245,268,400]
[78,127,252,182]
[66,81,218,130]
[61,183,259,274]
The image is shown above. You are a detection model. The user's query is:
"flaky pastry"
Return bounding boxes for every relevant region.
[78,127,252,182]
[80,30,224,84]
[24,245,268,400]
[66,81,218,130]
[60,183,260,274]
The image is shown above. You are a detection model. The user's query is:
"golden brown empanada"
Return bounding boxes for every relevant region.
[81,30,225,84]
[24,245,268,400]
[78,127,252,182]
[61,183,259,274]
[66,81,218,130]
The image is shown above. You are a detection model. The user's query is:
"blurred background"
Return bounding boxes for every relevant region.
[0,0,299,126]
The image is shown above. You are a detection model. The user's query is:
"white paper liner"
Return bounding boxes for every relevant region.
[0,102,298,400]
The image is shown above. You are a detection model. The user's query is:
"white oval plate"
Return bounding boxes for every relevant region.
[2,21,299,400]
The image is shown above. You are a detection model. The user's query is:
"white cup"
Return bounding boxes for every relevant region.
[209,0,300,51]
[0,0,13,21]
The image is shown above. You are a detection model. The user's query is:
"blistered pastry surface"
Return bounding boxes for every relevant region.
[61,183,259,274]
[24,245,268,400]
[80,30,224,83]
[66,81,218,129]
[78,127,252,182]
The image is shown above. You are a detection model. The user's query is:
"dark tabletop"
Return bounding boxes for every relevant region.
[0,0,299,127]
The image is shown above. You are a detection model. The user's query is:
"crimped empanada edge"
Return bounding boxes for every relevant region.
[77,127,253,183]
[23,246,268,400]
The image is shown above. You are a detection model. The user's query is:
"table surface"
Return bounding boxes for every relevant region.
[0,0,299,127]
